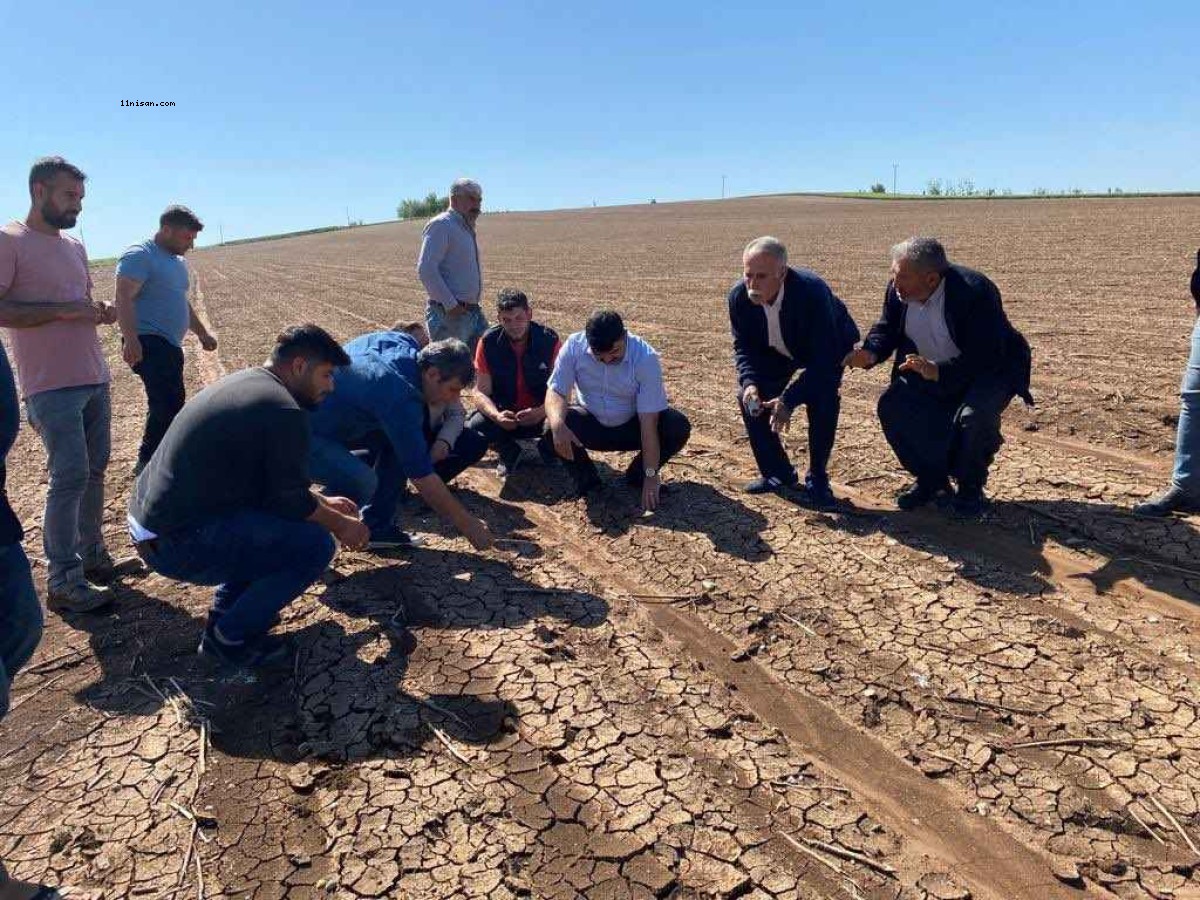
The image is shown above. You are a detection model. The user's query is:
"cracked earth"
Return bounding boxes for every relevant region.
[3,195,1200,898]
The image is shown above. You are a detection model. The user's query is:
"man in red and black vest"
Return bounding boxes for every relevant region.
[466,289,561,477]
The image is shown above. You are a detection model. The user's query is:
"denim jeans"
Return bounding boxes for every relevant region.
[425,302,488,351]
[1171,316,1200,496]
[131,334,186,468]
[25,383,111,590]
[138,510,335,643]
[0,543,42,720]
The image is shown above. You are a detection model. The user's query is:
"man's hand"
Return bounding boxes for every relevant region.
[762,397,793,433]
[741,384,763,416]
[463,517,494,550]
[430,439,451,463]
[515,408,540,427]
[447,304,467,318]
[551,422,582,460]
[94,300,118,325]
[324,496,359,517]
[496,410,519,432]
[199,331,218,352]
[641,474,661,512]
[333,517,370,551]
[122,336,143,368]
[898,354,939,381]
[842,347,878,369]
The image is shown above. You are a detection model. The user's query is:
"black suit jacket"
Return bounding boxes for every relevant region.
[861,264,1032,404]
[728,267,860,409]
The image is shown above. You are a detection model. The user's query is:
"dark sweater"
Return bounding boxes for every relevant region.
[129,367,318,536]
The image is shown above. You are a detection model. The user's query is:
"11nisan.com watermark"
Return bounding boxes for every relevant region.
[121,100,176,107]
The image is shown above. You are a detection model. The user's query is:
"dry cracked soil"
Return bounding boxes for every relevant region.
[3,195,1200,900]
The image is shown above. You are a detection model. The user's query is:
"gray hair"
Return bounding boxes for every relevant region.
[743,235,788,265]
[890,237,949,273]
[417,338,476,387]
[450,178,482,199]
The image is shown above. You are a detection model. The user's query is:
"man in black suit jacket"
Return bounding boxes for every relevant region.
[845,237,1032,516]
[729,236,860,509]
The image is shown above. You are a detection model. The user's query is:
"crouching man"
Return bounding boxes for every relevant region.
[128,325,369,669]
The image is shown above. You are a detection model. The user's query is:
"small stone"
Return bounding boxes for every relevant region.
[1050,860,1083,887]
[916,872,972,899]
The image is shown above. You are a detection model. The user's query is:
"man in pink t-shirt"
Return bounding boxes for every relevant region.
[0,157,121,613]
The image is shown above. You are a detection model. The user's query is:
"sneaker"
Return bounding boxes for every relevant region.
[367,527,426,551]
[206,608,282,633]
[795,480,838,511]
[47,582,113,614]
[1133,484,1200,517]
[744,475,797,495]
[198,626,291,669]
[83,551,145,584]
[951,486,988,518]
[896,479,953,511]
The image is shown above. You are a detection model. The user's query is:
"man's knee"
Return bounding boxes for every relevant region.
[457,429,490,466]
[661,408,691,450]
[297,525,337,576]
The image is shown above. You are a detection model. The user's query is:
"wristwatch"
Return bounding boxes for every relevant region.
[644,467,658,479]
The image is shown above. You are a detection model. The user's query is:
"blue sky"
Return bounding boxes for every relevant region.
[2,0,1197,257]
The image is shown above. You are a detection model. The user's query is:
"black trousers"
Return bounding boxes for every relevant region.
[543,406,692,488]
[877,373,1014,490]
[420,418,490,483]
[464,410,546,467]
[740,372,842,487]
[131,334,186,467]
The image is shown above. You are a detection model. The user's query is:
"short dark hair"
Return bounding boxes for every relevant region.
[160,205,204,231]
[29,156,86,193]
[271,324,350,367]
[417,338,475,387]
[392,319,425,335]
[497,288,529,313]
[585,310,626,353]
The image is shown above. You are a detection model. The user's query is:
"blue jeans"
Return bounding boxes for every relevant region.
[25,383,111,590]
[309,433,403,533]
[138,511,335,643]
[425,303,488,351]
[1172,316,1200,496]
[0,543,41,720]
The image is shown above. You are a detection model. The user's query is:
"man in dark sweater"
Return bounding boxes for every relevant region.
[845,237,1032,516]
[466,288,561,477]
[730,236,860,509]
[128,324,369,668]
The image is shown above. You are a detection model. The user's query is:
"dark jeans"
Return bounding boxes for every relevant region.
[131,334,186,468]
[138,511,335,643]
[877,373,1014,490]
[0,543,41,720]
[464,410,546,467]
[739,373,842,489]
[543,406,692,488]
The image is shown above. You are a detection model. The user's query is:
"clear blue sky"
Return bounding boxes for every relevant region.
[3,0,1197,257]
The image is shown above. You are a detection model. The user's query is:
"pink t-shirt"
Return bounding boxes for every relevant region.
[0,221,109,398]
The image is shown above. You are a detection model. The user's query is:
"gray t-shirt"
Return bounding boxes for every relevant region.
[116,239,191,346]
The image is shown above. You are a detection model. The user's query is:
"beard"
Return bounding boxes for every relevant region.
[747,289,765,303]
[41,202,78,229]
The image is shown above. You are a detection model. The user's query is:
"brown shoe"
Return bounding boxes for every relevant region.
[47,582,113,614]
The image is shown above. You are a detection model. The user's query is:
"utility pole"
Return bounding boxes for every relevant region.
[892,163,898,195]
[346,207,351,227]
[721,175,726,199]
[219,223,224,245]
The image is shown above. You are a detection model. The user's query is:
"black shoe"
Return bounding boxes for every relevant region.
[206,608,281,633]
[198,627,291,669]
[744,475,797,495]
[1133,484,1200,517]
[795,481,837,511]
[896,479,952,511]
[951,486,987,517]
[367,527,425,551]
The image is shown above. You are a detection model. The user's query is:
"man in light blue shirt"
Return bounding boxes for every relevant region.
[543,310,691,510]
[418,178,486,350]
[115,205,218,473]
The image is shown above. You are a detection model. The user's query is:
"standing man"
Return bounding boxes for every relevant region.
[418,178,486,349]
[543,310,691,510]
[129,325,369,669]
[0,157,119,614]
[308,332,494,551]
[467,288,561,477]
[844,237,1032,516]
[115,205,218,475]
[730,236,860,509]
[1134,249,1200,515]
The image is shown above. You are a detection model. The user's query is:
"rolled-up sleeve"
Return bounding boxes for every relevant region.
[261,408,320,520]
[417,220,457,310]
[634,351,669,414]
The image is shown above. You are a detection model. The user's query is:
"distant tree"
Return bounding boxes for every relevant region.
[1032,187,1049,197]
[397,192,447,219]
[869,182,886,194]
[926,178,943,196]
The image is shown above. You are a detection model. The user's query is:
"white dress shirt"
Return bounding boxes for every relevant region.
[903,279,960,364]
[762,281,792,360]
[547,332,670,427]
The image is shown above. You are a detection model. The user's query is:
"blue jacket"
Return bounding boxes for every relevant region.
[728,267,860,410]
[309,331,434,480]
[861,264,1032,404]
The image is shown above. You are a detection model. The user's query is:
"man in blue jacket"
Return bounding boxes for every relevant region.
[729,236,859,510]
[845,237,1032,516]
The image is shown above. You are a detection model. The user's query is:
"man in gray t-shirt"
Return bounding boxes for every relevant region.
[115,205,218,473]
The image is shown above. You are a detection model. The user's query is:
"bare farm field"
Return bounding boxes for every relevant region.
[4,195,1200,900]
